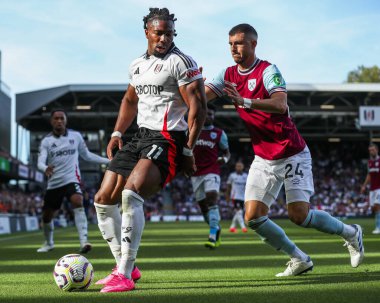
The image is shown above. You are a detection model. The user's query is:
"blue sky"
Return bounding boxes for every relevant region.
[0,0,380,93]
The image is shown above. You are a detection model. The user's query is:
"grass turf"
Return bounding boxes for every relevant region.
[0,218,379,303]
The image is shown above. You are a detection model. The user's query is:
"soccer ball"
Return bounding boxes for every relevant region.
[53,254,94,291]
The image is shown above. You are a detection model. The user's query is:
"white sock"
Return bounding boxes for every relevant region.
[73,207,88,247]
[118,189,145,279]
[95,202,122,266]
[290,246,309,262]
[341,224,357,241]
[237,209,246,228]
[43,221,54,246]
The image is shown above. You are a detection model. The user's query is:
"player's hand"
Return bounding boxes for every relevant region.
[217,156,226,164]
[45,165,54,178]
[360,185,366,194]
[182,155,197,177]
[106,137,123,160]
[224,81,244,106]
[199,66,206,82]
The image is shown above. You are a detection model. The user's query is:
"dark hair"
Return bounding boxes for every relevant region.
[207,103,216,112]
[143,7,177,36]
[369,143,379,149]
[50,109,67,117]
[229,23,258,39]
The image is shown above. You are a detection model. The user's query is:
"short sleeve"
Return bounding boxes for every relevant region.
[128,63,135,87]
[205,68,227,97]
[171,54,203,87]
[219,131,229,150]
[263,64,287,96]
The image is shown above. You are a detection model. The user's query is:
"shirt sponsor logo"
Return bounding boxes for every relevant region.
[196,139,215,148]
[273,73,284,86]
[248,79,256,91]
[154,64,163,74]
[50,149,76,158]
[370,168,380,172]
[186,69,201,79]
[135,85,164,95]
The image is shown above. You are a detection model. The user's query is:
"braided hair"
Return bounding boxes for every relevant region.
[143,7,177,36]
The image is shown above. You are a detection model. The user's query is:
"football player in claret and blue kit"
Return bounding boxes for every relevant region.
[205,23,364,276]
[191,103,230,249]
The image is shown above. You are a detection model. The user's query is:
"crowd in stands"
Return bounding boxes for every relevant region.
[0,143,373,221]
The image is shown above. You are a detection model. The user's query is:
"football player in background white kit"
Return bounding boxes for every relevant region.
[37,110,109,253]
[226,161,248,233]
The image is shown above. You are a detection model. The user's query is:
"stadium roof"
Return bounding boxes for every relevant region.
[15,83,380,140]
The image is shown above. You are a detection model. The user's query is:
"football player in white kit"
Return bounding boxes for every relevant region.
[226,161,248,233]
[37,110,109,253]
[93,8,207,293]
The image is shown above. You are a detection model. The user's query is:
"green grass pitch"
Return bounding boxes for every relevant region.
[0,219,379,303]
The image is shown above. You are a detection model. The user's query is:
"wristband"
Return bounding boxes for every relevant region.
[218,156,229,163]
[243,98,252,108]
[111,131,122,138]
[182,147,193,156]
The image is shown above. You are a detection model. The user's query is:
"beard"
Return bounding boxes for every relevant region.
[153,50,167,58]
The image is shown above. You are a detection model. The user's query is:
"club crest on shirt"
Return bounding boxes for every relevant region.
[154,64,163,74]
[69,139,75,145]
[248,79,256,91]
[210,132,217,140]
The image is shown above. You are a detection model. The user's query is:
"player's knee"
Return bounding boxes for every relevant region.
[244,212,263,222]
[94,190,111,205]
[288,211,308,226]
[42,212,53,223]
[198,201,208,214]
[288,201,310,226]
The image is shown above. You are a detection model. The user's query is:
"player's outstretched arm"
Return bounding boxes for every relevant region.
[205,86,218,102]
[179,78,207,176]
[37,139,54,177]
[78,136,110,165]
[224,81,287,114]
[107,85,139,159]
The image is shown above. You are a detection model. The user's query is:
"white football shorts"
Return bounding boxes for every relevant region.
[245,146,314,207]
[369,189,380,206]
[191,173,221,202]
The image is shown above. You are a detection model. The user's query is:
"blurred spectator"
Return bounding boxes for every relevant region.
[0,143,372,220]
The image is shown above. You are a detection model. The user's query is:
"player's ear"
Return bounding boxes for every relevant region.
[251,40,257,48]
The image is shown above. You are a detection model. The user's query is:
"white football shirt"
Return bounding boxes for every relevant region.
[227,172,248,201]
[129,44,203,131]
[37,129,109,190]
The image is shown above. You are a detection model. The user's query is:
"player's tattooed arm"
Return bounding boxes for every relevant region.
[224,81,287,114]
